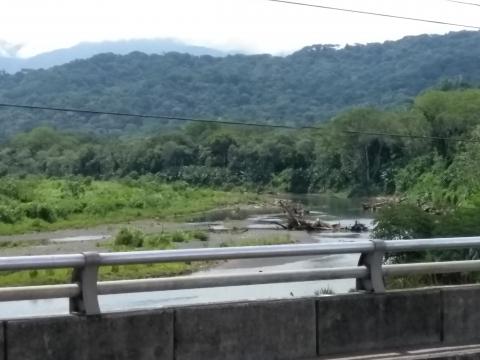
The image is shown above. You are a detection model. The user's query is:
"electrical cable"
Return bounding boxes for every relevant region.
[267,0,480,30]
[1,102,480,143]
[446,0,480,8]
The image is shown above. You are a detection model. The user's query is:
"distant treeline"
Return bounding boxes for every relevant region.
[3,89,480,205]
[1,31,480,138]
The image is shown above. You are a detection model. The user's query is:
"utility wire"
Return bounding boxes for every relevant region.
[267,0,480,30]
[0,103,301,130]
[446,0,480,7]
[342,130,480,143]
[1,102,480,143]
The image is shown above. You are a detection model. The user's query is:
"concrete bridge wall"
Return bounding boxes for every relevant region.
[2,285,480,360]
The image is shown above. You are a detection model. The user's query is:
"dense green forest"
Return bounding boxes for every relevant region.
[1,31,480,138]
[2,88,480,207]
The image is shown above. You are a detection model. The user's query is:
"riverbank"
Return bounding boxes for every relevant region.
[0,228,298,287]
[0,177,262,235]
[0,193,372,289]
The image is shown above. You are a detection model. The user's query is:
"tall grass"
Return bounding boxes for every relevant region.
[0,176,259,235]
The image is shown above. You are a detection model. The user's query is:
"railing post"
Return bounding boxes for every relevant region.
[356,240,386,293]
[70,252,101,316]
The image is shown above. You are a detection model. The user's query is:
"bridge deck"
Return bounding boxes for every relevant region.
[312,344,480,360]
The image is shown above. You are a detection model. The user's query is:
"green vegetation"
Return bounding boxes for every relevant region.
[219,234,293,247]
[3,88,480,200]
[373,203,480,288]
[374,203,480,261]
[0,239,48,249]
[112,227,209,249]
[373,204,436,240]
[3,88,480,199]
[2,37,480,289]
[0,177,258,235]
[1,31,480,138]
[0,229,295,287]
[2,88,480,237]
[374,204,480,241]
[0,262,207,287]
[0,227,207,287]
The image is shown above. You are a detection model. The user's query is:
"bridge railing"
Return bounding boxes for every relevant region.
[1,236,480,315]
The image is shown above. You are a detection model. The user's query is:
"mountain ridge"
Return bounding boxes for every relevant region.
[0,30,479,138]
[0,38,232,73]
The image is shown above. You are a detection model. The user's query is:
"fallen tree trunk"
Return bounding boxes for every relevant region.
[279,200,334,231]
[277,200,368,233]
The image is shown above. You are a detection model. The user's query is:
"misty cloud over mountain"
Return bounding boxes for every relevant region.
[0,38,233,73]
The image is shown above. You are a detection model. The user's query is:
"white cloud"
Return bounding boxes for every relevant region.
[0,0,478,57]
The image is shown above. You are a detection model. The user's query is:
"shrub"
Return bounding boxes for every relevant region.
[62,180,86,199]
[435,206,480,237]
[0,205,22,224]
[145,233,172,249]
[84,202,118,216]
[31,219,43,229]
[191,230,208,241]
[24,203,57,223]
[131,199,146,209]
[38,205,57,223]
[114,228,144,248]
[54,200,83,219]
[373,204,435,240]
[171,231,187,243]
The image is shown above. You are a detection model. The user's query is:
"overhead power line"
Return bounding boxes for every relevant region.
[267,0,480,30]
[446,0,480,7]
[1,102,480,143]
[342,130,480,143]
[0,103,299,130]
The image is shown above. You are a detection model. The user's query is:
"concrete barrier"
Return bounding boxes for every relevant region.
[316,289,442,356]
[0,324,4,360]
[442,285,480,345]
[6,310,173,360]
[174,299,317,360]
[1,286,480,359]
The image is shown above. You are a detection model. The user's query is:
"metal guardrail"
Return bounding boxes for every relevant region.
[1,237,480,315]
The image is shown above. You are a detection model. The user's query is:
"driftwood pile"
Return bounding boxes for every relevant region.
[277,200,368,233]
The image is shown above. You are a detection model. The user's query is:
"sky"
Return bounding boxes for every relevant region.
[0,0,479,58]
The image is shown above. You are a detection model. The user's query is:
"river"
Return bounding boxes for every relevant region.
[0,194,373,319]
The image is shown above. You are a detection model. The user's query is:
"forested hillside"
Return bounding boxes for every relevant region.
[1,31,480,138]
[2,88,480,205]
